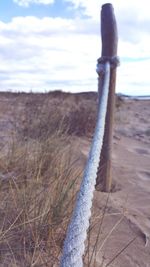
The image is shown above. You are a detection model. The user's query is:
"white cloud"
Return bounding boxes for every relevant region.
[0,16,100,92]
[13,0,54,7]
[64,0,150,19]
[65,0,150,43]
[0,0,150,95]
[117,59,150,95]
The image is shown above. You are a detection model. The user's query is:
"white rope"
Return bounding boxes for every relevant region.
[60,62,110,267]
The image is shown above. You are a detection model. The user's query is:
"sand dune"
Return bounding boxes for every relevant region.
[0,92,149,266]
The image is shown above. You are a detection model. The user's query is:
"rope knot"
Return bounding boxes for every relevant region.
[96,56,120,76]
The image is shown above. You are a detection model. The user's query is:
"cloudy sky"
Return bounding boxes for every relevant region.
[0,0,150,95]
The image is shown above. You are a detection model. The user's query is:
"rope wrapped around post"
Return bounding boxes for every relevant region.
[60,62,111,267]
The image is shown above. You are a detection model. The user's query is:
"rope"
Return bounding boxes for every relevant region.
[97,56,120,70]
[96,56,119,77]
[60,62,110,267]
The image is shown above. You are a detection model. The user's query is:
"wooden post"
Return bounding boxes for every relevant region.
[96,3,118,192]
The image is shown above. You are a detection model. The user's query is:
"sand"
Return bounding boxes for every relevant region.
[81,98,150,266]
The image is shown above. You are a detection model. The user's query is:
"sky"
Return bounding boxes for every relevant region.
[0,0,150,95]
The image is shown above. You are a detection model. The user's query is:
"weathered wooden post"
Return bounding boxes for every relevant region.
[96,3,118,192]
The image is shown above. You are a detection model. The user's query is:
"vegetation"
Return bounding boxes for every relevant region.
[0,91,98,266]
[0,91,142,266]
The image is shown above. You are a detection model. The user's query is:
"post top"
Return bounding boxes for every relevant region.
[102,3,113,9]
[101,2,118,57]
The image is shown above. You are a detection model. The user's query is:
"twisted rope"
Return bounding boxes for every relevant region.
[97,56,120,68]
[60,62,110,267]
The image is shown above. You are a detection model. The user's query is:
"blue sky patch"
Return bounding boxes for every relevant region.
[0,0,77,22]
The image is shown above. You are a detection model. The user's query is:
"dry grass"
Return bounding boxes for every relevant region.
[0,133,84,266]
[0,91,96,266]
[17,91,97,140]
[0,91,124,266]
